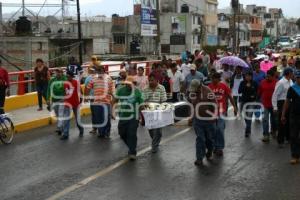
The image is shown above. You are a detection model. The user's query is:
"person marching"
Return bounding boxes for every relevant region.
[46,68,67,135]
[189,79,217,166]
[143,73,167,153]
[60,71,84,140]
[208,72,237,156]
[238,71,258,137]
[113,76,144,160]
[281,70,300,165]
[272,68,294,148]
[258,70,277,143]
[85,66,114,139]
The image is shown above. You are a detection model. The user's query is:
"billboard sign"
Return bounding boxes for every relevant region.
[141,0,157,36]
[171,15,186,34]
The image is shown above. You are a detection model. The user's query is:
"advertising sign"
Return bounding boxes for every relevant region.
[171,15,186,34]
[141,0,157,36]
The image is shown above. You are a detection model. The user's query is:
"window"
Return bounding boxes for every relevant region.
[114,35,125,44]
[197,35,201,44]
[198,16,202,25]
[211,26,216,34]
[38,42,43,50]
[207,3,216,13]
[170,35,185,45]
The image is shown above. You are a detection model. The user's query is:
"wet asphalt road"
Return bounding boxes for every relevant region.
[1,117,300,200]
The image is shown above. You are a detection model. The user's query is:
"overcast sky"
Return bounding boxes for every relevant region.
[1,0,300,18]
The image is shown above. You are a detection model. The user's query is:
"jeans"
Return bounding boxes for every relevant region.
[254,104,262,119]
[193,119,215,160]
[93,104,111,137]
[36,83,48,109]
[262,107,276,137]
[0,86,6,114]
[52,102,64,130]
[290,116,300,159]
[241,103,255,134]
[149,128,162,149]
[277,100,290,144]
[214,118,225,150]
[62,105,84,136]
[118,119,139,155]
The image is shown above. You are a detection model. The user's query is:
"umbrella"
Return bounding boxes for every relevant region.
[260,60,274,73]
[219,56,249,68]
[254,54,268,60]
[272,53,281,58]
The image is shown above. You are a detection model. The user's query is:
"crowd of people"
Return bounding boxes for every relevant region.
[1,49,300,166]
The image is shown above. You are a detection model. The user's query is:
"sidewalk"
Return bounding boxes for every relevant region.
[8,105,91,134]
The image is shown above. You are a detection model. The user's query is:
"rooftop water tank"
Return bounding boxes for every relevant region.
[15,16,32,35]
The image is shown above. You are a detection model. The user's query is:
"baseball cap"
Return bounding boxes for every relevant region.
[190,64,197,71]
[189,79,201,93]
[295,70,300,78]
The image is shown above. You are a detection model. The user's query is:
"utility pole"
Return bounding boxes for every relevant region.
[233,12,236,53]
[237,7,240,54]
[62,0,65,32]
[231,0,239,54]
[156,0,161,58]
[76,0,83,65]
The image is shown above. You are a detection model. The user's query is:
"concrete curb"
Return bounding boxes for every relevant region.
[14,107,91,134]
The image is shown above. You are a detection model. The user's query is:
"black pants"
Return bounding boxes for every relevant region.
[290,115,300,159]
[118,119,139,155]
[0,86,6,114]
[277,100,290,144]
[172,92,179,103]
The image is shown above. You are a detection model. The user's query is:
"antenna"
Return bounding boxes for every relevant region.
[22,0,25,16]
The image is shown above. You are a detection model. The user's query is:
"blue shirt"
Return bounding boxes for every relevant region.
[185,71,205,89]
[253,71,266,85]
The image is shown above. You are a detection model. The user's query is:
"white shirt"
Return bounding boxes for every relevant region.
[232,76,243,97]
[168,70,184,93]
[272,77,293,110]
[180,63,191,78]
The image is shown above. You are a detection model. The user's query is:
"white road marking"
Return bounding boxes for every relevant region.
[46,128,191,200]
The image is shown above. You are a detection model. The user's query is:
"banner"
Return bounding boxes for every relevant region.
[141,0,157,36]
[142,109,174,129]
[171,15,186,34]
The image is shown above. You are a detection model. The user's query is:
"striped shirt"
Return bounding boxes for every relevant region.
[87,74,114,104]
[143,84,167,103]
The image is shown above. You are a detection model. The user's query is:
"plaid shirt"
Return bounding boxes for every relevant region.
[143,84,167,103]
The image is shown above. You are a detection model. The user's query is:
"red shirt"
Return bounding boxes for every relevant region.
[64,79,81,108]
[209,82,232,115]
[258,79,277,109]
[0,67,9,87]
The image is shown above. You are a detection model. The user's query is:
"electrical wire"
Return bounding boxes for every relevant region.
[37,0,48,16]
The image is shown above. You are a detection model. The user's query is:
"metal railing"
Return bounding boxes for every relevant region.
[8,60,165,95]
